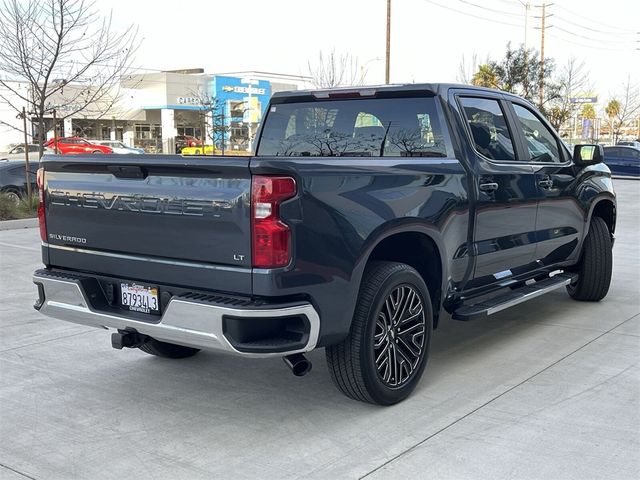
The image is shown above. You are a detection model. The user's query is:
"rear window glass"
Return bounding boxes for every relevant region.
[257,97,448,157]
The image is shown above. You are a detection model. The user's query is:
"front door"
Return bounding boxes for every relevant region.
[507,101,585,267]
[454,93,540,289]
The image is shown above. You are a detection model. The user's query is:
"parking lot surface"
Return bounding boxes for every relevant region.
[1,180,638,480]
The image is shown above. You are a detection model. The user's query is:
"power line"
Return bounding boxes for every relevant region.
[553,13,637,38]
[551,24,635,46]
[456,0,522,18]
[554,3,637,34]
[421,0,524,28]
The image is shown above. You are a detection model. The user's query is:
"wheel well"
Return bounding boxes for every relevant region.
[367,232,443,327]
[591,200,615,235]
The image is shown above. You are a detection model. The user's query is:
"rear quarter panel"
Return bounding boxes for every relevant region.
[250,157,470,346]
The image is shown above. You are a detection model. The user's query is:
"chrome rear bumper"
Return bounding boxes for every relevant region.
[33,271,319,358]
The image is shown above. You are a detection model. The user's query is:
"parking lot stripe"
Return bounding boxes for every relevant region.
[359,312,640,479]
[0,242,39,252]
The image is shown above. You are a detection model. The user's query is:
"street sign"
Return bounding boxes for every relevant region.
[570,97,598,104]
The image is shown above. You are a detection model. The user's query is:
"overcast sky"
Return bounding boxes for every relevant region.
[101,0,639,101]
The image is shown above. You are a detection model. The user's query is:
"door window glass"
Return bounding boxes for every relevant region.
[512,103,562,163]
[459,97,516,161]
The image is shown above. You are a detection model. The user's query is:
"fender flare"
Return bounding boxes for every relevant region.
[350,219,449,306]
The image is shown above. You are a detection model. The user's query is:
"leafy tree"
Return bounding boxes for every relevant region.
[470,43,561,117]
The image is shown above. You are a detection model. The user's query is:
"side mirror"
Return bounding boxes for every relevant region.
[573,144,603,166]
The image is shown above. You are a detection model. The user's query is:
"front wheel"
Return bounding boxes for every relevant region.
[326,262,433,405]
[567,216,613,301]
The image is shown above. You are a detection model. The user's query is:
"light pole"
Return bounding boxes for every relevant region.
[360,57,382,85]
[517,0,531,51]
[385,0,391,84]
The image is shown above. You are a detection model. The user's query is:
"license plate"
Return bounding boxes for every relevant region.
[120,283,160,314]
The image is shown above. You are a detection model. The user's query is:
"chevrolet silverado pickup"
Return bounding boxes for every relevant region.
[33,84,615,405]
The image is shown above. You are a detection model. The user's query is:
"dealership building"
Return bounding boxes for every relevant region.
[0,70,312,153]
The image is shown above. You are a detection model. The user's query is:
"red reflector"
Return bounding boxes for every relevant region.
[36,167,47,242]
[251,176,296,268]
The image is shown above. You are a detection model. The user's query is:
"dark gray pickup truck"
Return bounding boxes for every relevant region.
[33,84,615,405]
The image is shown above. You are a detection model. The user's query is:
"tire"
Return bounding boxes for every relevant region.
[92,150,103,154]
[567,216,613,301]
[138,337,200,359]
[326,261,433,405]
[2,188,21,203]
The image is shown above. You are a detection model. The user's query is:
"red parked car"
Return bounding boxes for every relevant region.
[175,135,202,154]
[44,137,113,155]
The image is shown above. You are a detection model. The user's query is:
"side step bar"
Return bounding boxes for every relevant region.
[452,273,576,321]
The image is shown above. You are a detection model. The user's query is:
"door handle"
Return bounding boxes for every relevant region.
[538,178,553,189]
[479,182,499,192]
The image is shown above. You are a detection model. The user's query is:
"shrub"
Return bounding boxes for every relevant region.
[0,193,38,221]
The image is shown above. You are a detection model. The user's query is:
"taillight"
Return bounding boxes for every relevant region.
[36,167,47,242]
[251,176,296,268]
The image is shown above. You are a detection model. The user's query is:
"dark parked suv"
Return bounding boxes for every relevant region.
[0,160,37,201]
[33,84,615,405]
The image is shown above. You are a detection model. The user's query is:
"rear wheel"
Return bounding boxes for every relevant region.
[567,216,612,301]
[138,337,200,359]
[326,261,433,405]
[2,188,21,203]
[92,150,103,154]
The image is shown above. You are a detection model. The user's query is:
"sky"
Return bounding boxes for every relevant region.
[91,0,640,101]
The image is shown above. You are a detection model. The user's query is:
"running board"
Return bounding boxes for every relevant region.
[452,273,576,321]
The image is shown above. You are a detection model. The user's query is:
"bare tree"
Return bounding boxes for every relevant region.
[308,50,361,88]
[603,76,640,144]
[547,57,592,130]
[456,53,479,84]
[186,88,239,155]
[0,0,139,157]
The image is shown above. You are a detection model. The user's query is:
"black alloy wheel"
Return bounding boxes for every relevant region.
[326,261,433,405]
[373,284,427,388]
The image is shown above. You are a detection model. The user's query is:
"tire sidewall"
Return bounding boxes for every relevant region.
[359,267,433,405]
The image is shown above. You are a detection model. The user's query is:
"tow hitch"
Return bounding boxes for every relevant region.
[111,330,148,350]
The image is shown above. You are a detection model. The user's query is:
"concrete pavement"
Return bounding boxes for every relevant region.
[0,180,638,480]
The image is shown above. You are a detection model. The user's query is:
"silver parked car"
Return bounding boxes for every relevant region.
[91,140,145,154]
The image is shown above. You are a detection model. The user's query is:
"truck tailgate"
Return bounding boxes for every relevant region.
[41,154,253,294]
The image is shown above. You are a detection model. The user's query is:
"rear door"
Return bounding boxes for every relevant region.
[506,100,584,267]
[42,154,253,293]
[452,91,539,288]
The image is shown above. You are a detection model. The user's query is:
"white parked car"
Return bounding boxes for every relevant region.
[91,140,145,154]
[0,144,54,160]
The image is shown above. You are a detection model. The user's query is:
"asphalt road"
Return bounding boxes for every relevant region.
[1,180,638,480]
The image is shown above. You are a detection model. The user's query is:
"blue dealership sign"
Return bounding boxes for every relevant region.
[212,76,271,125]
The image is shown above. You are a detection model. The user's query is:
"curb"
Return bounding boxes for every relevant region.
[0,218,38,231]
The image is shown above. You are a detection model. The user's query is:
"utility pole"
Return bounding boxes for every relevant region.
[385,0,391,84]
[52,109,59,154]
[535,3,553,109]
[518,1,531,96]
[21,107,32,200]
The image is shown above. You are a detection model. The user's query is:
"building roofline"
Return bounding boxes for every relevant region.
[214,71,313,81]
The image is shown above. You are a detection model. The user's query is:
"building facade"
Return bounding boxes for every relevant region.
[0,70,311,153]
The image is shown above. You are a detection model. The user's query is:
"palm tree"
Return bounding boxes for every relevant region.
[472,65,501,89]
[605,99,621,144]
[580,104,597,141]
